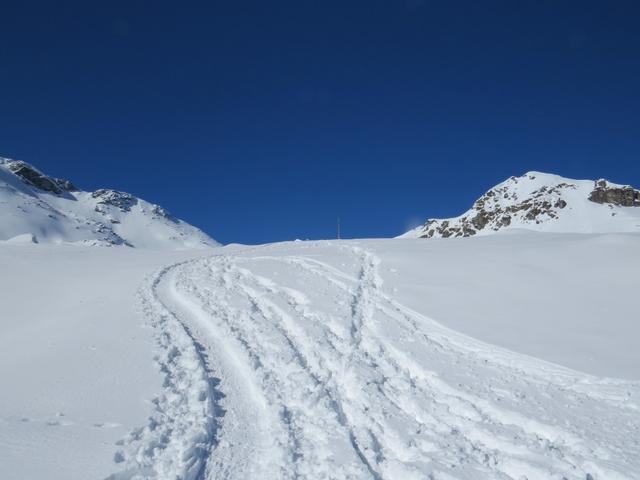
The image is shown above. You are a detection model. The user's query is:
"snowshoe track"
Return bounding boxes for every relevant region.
[110,242,640,480]
[107,261,218,480]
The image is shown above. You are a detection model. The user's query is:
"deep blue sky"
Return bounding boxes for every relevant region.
[1,1,639,244]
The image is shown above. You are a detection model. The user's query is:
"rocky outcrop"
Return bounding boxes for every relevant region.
[0,155,218,248]
[55,178,78,192]
[92,221,131,246]
[588,180,640,207]
[6,160,77,193]
[152,204,178,223]
[409,171,640,239]
[419,175,574,238]
[92,189,138,213]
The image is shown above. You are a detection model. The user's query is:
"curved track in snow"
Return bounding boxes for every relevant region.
[112,242,640,480]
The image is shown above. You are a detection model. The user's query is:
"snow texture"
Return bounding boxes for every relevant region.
[107,239,640,480]
[401,171,640,238]
[0,156,218,248]
[2,163,640,480]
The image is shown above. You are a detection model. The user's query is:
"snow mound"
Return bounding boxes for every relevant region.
[0,156,219,248]
[402,171,640,238]
[5,233,38,244]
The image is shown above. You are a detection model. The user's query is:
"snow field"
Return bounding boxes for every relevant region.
[113,240,640,479]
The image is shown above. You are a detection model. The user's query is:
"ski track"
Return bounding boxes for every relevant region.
[109,242,640,480]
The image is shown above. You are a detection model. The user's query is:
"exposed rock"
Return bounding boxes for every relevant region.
[5,160,79,194]
[419,177,574,238]
[152,204,178,223]
[54,178,79,192]
[471,211,490,230]
[92,221,131,246]
[0,154,218,247]
[92,189,138,213]
[413,172,640,239]
[7,161,63,193]
[588,180,640,207]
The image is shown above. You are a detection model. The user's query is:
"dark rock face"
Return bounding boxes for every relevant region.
[6,161,77,194]
[588,180,640,207]
[471,211,490,230]
[6,161,78,194]
[92,189,138,212]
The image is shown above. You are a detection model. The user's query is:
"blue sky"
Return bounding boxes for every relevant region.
[1,1,639,244]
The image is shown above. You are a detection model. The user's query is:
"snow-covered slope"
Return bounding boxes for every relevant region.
[0,156,218,248]
[0,244,210,480]
[3,160,640,479]
[402,171,640,238]
[112,238,640,479]
[2,236,639,479]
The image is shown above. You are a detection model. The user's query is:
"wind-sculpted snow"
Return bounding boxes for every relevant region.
[111,242,640,479]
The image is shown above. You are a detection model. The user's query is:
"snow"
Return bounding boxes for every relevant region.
[0,244,209,479]
[0,157,218,248]
[402,171,640,238]
[4,233,38,244]
[2,160,639,479]
[374,233,640,379]
[3,233,637,479]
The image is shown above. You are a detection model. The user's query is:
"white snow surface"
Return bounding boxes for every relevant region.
[402,171,640,238]
[2,234,639,480]
[0,156,218,248]
[0,244,211,480]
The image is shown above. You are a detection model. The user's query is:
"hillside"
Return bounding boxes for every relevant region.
[2,237,639,479]
[402,171,640,238]
[0,156,217,248]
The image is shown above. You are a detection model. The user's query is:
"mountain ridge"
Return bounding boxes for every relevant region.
[0,156,218,248]
[402,171,640,238]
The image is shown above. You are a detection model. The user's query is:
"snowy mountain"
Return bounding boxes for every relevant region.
[0,156,218,248]
[2,161,640,479]
[402,171,640,238]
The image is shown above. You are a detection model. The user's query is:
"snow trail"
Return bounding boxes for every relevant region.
[110,241,640,479]
[107,262,218,480]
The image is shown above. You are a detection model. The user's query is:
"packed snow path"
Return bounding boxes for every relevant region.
[114,241,640,480]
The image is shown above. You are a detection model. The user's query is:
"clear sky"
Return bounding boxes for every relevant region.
[1,1,639,244]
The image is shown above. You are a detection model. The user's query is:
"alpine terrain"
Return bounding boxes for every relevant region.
[402,171,640,238]
[1,164,638,480]
[0,156,217,248]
